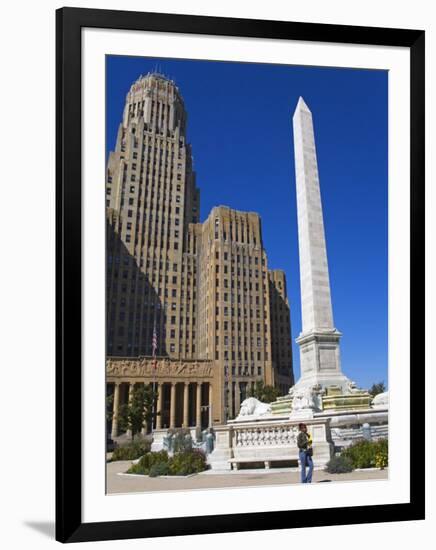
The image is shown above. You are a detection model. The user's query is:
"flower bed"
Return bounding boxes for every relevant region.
[126,448,207,477]
[341,438,388,469]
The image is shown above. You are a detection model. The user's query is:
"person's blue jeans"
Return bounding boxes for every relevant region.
[299,450,313,483]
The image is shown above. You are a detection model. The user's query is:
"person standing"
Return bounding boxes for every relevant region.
[297,423,313,483]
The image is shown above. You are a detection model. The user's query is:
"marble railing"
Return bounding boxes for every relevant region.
[209,417,333,470]
[234,424,299,448]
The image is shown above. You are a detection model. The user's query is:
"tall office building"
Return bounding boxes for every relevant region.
[196,206,274,420]
[106,73,199,359]
[269,270,294,395]
[106,73,293,430]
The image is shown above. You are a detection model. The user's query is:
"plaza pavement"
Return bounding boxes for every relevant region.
[106,460,388,494]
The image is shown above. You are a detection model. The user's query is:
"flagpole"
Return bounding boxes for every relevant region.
[151,308,157,436]
[152,361,156,435]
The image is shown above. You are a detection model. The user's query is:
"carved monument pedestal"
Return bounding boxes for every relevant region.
[207,425,233,470]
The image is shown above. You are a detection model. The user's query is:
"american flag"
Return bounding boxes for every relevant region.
[151,320,158,358]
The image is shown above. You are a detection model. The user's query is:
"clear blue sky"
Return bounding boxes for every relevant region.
[106,55,388,391]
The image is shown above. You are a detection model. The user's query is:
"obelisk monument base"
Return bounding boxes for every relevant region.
[294,328,352,394]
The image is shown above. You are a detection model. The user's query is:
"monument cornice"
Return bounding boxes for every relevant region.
[295,329,342,346]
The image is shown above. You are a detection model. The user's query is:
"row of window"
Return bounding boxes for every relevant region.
[213,305,266,318]
[225,366,263,377]
[215,336,267,349]
[125,182,183,197]
[107,342,195,355]
[108,301,193,319]
[215,350,268,361]
[125,233,182,249]
[213,265,264,278]
[111,322,197,337]
[214,279,263,292]
[128,171,183,183]
[213,219,258,246]
[126,209,180,225]
[109,281,197,301]
[214,321,266,332]
[108,256,185,273]
[214,292,263,305]
[126,157,184,174]
[122,193,183,208]
[215,251,261,265]
[121,126,185,155]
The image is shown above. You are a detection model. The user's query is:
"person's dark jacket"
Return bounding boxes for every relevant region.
[297,431,310,451]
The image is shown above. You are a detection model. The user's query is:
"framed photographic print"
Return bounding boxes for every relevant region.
[56,7,425,543]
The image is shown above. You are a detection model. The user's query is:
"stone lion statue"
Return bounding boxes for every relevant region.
[291,385,321,411]
[372,391,389,408]
[291,388,311,411]
[236,397,272,418]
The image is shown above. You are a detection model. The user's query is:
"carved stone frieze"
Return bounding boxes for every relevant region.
[106,356,213,380]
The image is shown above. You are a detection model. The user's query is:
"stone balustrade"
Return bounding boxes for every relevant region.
[208,417,333,471]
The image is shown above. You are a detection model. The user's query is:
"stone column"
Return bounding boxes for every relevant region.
[111,382,120,439]
[196,382,202,429]
[126,382,135,437]
[234,381,241,416]
[183,382,189,428]
[208,383,213,427]
[156,382,162,430]
[170,382,176,428]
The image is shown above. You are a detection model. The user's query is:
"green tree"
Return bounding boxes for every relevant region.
[106,393,114,424]
[369,381,386,397]
[247,380,281,403]
[118,384,159,440]
[143,383,159,434]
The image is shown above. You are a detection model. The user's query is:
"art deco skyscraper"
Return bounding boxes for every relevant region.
[106,73,199,358]
[196,206,276,419]
[105,72,294,426]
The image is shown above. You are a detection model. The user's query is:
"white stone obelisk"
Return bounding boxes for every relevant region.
[292,97,351,393]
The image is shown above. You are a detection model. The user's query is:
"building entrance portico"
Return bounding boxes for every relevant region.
[107,357,215,437]
[157,381,208,430]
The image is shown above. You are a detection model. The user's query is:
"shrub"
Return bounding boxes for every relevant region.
[375,439,389,470]
[325,455,354,474]
[149,462,170,477]
[168,449,207,476]
[127,463,146,475]
[110,439,151,461]
[139,450,169,470]
[125,449,207,476]
[126,450,169,475]
[342,440,374,469]
[374,438,388,457]
[341,438,388,469]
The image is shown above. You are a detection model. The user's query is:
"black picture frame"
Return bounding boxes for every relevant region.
[56,6,425,543]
